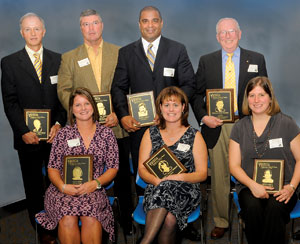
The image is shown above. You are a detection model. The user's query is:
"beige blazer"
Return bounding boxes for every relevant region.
[57,41,127,138]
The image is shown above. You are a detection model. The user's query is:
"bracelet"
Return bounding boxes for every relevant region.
[62,184,66,193]
[289,184,296,191]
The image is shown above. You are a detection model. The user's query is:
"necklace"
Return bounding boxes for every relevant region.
[252,123,271,158]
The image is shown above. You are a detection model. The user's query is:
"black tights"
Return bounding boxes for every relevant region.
[141,208,177,244]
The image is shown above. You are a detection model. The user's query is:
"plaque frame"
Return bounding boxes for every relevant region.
[24,109,51,140]
[93,92,113,124]
[127,91,156,127]
[63,155,93,185]
[253,159,284,193]
[206,88,234,123]
[143,145,187,179]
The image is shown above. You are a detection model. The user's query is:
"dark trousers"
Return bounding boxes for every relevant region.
[114,137,134,228]
[17,143,51,231]
[238,187,297,244]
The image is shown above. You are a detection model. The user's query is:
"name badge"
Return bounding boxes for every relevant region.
[50,75,58,84]
[78,58,90,67]
[177,143,190,152]
[248,64,258,73]
[163,67,175,77]
[269,138,283,149]
[67,138,80,147]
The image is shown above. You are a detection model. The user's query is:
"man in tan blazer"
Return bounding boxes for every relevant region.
[57,9,133,235]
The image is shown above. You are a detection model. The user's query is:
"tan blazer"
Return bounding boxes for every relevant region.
[57,41,127,138]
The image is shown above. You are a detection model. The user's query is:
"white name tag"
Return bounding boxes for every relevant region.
[269,138,283,149]
[67,138,80,147]
[248,64,258,73]
[163,67,175,77]
[77,58,90,67]
[177,143,190,152]
[50,75,58,84]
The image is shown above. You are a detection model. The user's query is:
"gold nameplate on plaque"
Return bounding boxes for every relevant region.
[206,89,234,122]
[253,159,284,193]
[143,145,187,179]
[93,93,113,124]
[127,91,156,127]
[24,109,51,140]
[63,155,93,185]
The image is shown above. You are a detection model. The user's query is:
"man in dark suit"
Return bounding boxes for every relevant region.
[191,17,268,239]
[1,13,66,244]
[111,5,198,240]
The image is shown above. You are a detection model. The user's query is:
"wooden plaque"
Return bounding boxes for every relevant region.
[93,93,113,124]
[24,109,51,140]
[253,159,284,193]
[143,145,187,179]
[206,89,234,122]
[127,91,156,127]
[63,155,93,185]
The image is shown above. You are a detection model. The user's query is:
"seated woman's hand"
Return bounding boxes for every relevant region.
[63,184,80,196]
[249,181,273,199]
[76,181,98,195]
[274,184,295,204]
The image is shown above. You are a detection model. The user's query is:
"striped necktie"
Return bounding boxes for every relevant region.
[225,53,237,112]
[146,43,155,71]
[33,53,42,83]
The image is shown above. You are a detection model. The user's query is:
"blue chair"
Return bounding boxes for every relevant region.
[230,176,300,244]
[132,173,205,244]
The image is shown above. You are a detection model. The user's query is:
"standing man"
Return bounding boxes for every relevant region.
[1,13,66,244]
[57,9,133,235]
[191,17,268,239]
[111,6,198,240]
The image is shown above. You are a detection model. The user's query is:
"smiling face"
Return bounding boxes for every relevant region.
[216,18,241,53]
[80,14,103,46]
[72,94,94,122]
[160,95,185,124]
[20,16,45,51]
[139,9,163,42]
[247,85,271,116]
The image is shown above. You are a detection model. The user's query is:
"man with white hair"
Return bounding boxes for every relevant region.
[191,17,268,239]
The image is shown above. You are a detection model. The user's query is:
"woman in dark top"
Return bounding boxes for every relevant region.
[138,86,207,244]
[229,76,300,244]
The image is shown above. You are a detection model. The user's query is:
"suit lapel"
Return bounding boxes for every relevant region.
[18,49,40,85]
[153,36,166,73]
[77,45,99,92]
[42,49,52,84]
[134,39,152,72]
[214,51,223,88]
[101,42,114,92]
[238,48,250,92]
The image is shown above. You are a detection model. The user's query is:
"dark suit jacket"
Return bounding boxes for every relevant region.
[111,36,195,120]
[191,47,268,149]
[1,48,66,151]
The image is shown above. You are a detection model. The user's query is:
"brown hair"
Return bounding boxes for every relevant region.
[242,76,281,116]
[68,87,99,126]
[156,86,189,129]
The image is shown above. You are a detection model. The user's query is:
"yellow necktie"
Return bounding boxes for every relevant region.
[146,44,155,71]
[33,53,42,83]
[225,53,237,112]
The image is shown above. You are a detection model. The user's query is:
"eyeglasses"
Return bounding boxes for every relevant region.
[218,29,237,37]
[81,21,101,27]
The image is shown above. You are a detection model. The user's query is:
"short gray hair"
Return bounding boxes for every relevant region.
[80,9,102,24]
[216,17,240,34]
[19,13,45,30]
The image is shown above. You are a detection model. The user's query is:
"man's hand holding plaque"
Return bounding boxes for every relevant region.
[143,145,186,179]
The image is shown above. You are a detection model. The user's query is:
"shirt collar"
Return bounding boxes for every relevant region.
[222,46,240,59]
[141,35,161,52]
[84,39,103,52]
[25,45,43,57]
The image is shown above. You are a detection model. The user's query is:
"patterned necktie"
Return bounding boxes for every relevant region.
[225,53,237,112]
[146,43,155,71]
[33,53,42,83]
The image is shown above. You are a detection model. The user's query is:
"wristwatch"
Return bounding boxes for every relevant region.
[95,179,102,190]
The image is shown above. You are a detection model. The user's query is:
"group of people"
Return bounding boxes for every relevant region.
[1,5,300,244]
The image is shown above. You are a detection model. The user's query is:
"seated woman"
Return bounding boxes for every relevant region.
[229,76,300,244]
[36,87,119,244]
[138,86,207,244]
